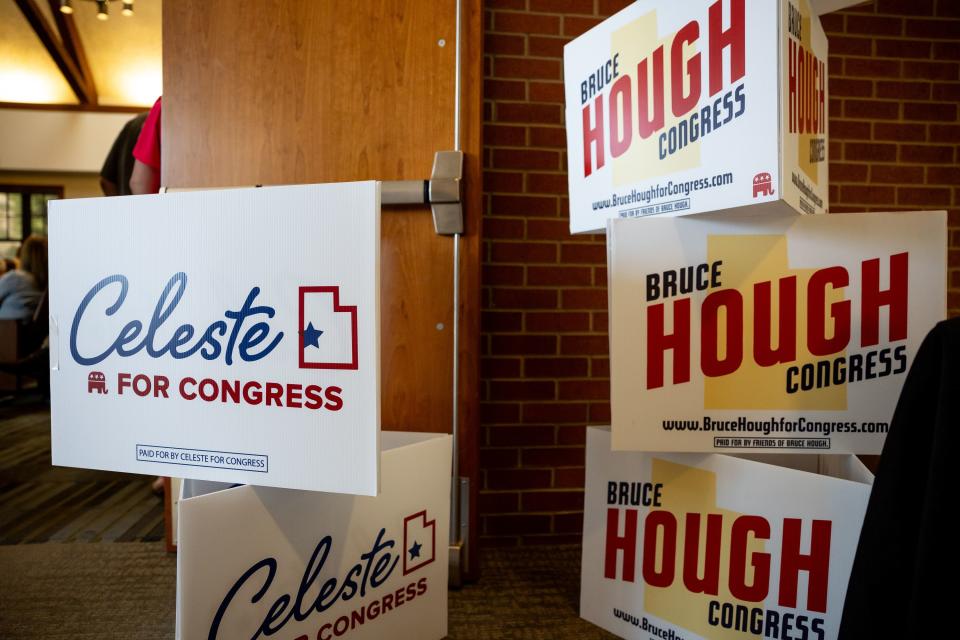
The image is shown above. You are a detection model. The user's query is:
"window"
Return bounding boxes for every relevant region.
[0,185,61,241]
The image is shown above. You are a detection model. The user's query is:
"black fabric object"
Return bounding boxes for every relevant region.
[99,113,148,196]
[839,318,959,638]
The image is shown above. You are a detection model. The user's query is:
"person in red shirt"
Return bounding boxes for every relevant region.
[130,97,162,194]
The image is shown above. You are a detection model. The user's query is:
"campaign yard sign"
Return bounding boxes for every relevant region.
[564,0,829,233]
[176,432,451,640]
[49,182,381,495]
[581,427,872,640]
[608,210,946,455]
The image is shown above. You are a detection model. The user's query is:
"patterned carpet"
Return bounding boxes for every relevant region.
[0,400,163,544]
[0,542,615,639]
[0,401,615,639]
[452,546,617,640]
[0,542,176,640]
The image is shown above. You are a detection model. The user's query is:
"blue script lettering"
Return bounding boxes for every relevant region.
[70,273,283,366]
[208,528,399,639]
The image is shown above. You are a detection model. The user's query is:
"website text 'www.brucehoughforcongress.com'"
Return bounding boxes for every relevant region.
[591,172,735,214]
[662,416,890,437]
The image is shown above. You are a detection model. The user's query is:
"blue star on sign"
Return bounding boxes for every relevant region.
[409,541,422,560]
[303,322,323,349]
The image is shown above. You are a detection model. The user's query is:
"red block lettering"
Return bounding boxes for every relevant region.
[812,56,820,135]
[637,47,665,139]
[803,49,812,135]
[708,0,746,96]
[808,266,851,356]
[701,289,743,377]
[779,519,832,613]
[861,253,908,347]
[582,94,605,177]
[729,515,771,603]
[610,75,633,158]
[671,21,702,117]
[818,59,825,134]
[647,299,691,389]
[788,39,797,133]
[604,508,638,582]
[682,513,722,595]
[754,277,798,366]
[642,511,677,588]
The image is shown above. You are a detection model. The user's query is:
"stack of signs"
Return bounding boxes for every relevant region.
[564,0,828,234]
[49,182,381,495]
[561,1,949,640]
[176,432,451,640]
[49,183,452,639]
[588,211,944,640]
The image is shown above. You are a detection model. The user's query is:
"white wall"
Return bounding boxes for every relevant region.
[0,170,102,199]
[0,108,140,173]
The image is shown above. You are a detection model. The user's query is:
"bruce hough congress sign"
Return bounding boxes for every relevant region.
[608,211,946,455]
[564,0,830,233]
[48,182,381,495]
[581,427,872,640]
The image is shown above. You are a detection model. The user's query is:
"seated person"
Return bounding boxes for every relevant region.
[0,257,16,277]
[0,236,47,320]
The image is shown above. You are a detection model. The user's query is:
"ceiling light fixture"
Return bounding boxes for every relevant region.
[61,0,135,20]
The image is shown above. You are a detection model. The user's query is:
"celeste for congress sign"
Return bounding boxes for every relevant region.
[48,182,380,495]
[176,432,450,640]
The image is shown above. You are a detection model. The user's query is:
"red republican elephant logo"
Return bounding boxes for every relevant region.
[753,172,775,198]
[87,371,108,394]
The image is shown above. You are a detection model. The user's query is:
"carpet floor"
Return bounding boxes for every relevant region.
[0,401,163,545]
[0,401,615,638]
[0,542,615,640]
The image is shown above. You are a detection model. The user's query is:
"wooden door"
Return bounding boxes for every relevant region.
[162,0,481,578]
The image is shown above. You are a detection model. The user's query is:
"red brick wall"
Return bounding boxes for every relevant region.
[823,0,959,316]
[480,0,960,546]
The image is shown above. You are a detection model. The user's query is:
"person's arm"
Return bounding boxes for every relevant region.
[100,176,118,196]
[130,97,162,195]
[129,159,160,195]
[0,272,14,306]
[100,125,124,196]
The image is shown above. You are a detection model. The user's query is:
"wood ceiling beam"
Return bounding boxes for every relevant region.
[14,0,94,104]
[0,101,142,113]
[48,0,98,105]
